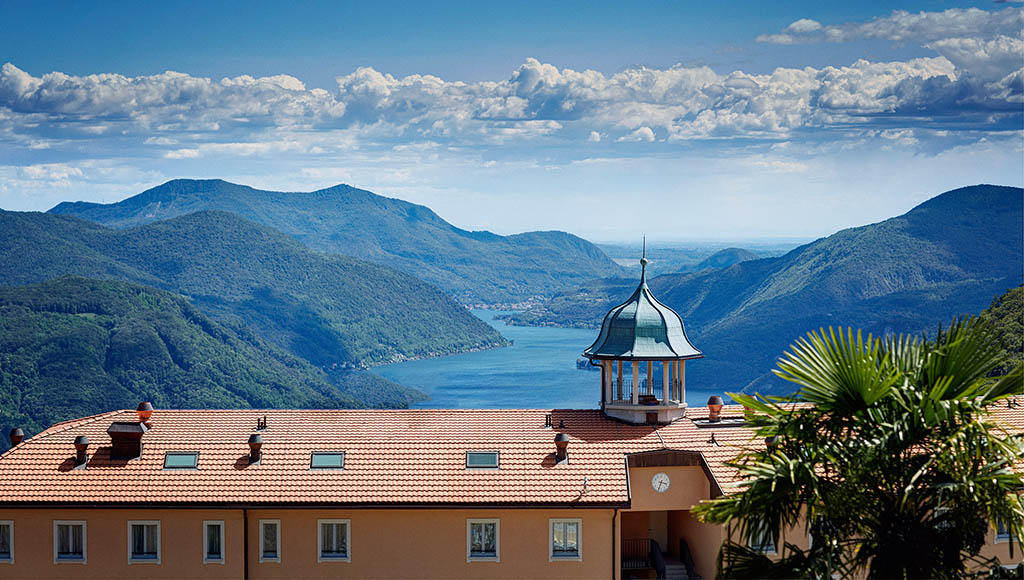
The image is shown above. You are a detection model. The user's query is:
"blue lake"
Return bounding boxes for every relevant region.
[375,310,718,409]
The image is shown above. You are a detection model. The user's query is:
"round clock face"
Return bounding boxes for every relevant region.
[651,472,671,493]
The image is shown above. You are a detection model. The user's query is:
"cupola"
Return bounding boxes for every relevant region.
[583,243,702,424]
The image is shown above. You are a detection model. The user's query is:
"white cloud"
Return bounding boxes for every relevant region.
[20,163,82,181]
[618,126,656,142]
[588,131,601,142]
[757,7,1023,44]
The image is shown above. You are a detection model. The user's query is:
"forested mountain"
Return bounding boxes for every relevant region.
[982,285,1024,377]
[49,179,624,304]
[509,185,1024,394]
[0,209,506,368]
[0,277,425,452]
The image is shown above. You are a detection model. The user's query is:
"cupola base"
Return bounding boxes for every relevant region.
[603,402,688,425]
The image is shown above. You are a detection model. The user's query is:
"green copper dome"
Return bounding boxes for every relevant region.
[583,254,702,360]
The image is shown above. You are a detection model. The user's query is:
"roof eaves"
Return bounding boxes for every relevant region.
[0,409,126,462]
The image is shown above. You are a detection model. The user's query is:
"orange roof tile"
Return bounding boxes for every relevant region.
[3,401,1018,507]
[0,406,760,506]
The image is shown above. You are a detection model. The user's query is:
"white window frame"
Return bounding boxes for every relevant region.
[549,518,582,562]
[0,520,13,564]
[317,519,351,563]
[127,520,161,564]
[203,520,225,565]
[466,518,500,562]
[53,520,86,564]
[259,519,281,563]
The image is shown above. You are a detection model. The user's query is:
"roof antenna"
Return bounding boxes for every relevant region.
[639,236,648,284]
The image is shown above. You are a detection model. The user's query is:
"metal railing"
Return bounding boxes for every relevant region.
[621,539,652,569]
[621,539,664,576]
[610,380,684,404]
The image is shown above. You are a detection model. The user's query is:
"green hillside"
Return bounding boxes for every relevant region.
[49,179,625,304]
[694,247,759,271]
[0,277,424,452]
[981,285,1024,376]
[0,209,507,367]
[509,185,1024,394]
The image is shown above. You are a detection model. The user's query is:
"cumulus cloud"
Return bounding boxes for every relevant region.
[0,42,1019,166]
[757,6,1023,44]
[618,127,656,142]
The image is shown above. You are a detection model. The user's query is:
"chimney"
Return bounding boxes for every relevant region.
[107,421,148,459]
[8,428,23,446]
[136,402,154,427]
[74,435,89,466]
[554,432,569,463]
[707,395,724,422]
[248,434,263,464]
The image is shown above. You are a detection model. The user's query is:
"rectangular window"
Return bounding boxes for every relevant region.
[259,520,280,563]
[128,521,160,563]
[203,521,224,564]
[550,518,581,561]
[318,519,350,562]
[0,521,12,563]
[53,521,85,563]
[997,519,1015,543]
[310,452,345,469]
[467,519,499,562]
[466,451,499,469]
[163,451,198,469]
[748,527,776,555]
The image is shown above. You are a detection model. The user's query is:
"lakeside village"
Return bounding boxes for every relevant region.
[0,256,1020,579]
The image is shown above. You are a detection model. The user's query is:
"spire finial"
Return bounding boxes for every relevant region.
[639,236,648,283]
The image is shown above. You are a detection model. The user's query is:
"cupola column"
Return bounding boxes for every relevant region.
[603,361,613,403]
[662,361,670,402]
[679,360,686,401]
[631,361,639,404]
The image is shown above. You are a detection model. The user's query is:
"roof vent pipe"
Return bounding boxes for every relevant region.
[8,428,23,446]
[74,435,89,466]
[707,396,724,422]
[248,434,263,464]
[554,433,569,463]
[136,402,154,427]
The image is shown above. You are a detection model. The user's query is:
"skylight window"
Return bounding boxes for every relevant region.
[163,452,198,470]
[466,451,499,469]
[310,452,345,469]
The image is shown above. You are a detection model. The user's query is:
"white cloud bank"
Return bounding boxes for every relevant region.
[0,6,1020,157]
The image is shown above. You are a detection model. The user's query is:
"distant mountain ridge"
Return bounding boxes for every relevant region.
[508,184,1024,393]
[694,247,759,271]
[50,179,625,304]
[0,209,506,369]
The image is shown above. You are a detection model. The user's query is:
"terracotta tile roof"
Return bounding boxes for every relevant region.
[0,406,760,506]
[3,401,1017,507]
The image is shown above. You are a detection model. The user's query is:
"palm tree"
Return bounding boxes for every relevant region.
[693,317,1024,579]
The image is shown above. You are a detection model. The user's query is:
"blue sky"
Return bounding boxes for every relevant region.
[1,1,1021,241]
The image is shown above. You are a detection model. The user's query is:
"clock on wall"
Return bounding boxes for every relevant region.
[651,472,670,493]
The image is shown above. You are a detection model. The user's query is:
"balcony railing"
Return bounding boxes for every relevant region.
[610,379,683,405]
